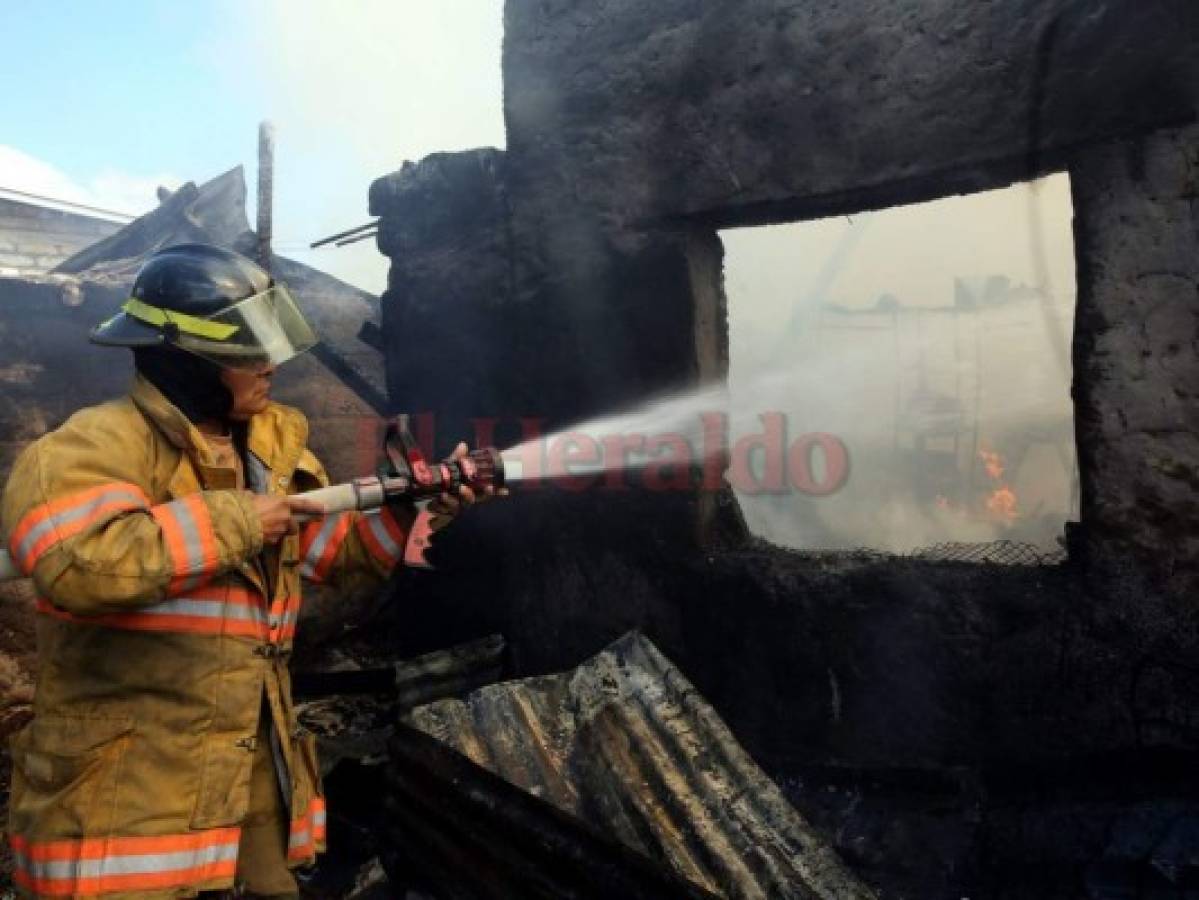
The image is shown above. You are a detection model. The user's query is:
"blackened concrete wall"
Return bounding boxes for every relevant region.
[369,2,1199,894]
[1071,128,1199,597]
[504,0,1197,226]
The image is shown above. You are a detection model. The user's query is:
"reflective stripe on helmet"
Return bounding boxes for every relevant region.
[121,298,240,341]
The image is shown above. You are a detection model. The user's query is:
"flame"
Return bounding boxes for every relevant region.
[978,446,1018,523]
[935,495,952,511]
[979,448,1005,481]
[986,486,1018,523]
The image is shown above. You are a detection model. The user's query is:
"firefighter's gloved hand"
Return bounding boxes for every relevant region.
[427,441,507,532]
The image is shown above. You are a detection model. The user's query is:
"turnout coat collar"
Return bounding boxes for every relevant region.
[129,374,310,490]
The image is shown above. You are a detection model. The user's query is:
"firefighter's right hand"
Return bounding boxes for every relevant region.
[249,495,324,545]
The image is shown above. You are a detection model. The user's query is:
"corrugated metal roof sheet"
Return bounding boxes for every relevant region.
[0,187,135,223]
[408,632,876,900]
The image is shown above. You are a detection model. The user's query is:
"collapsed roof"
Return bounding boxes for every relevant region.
[50,165,387,416]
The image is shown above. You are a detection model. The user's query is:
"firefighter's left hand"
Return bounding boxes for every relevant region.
[428,442,507,531]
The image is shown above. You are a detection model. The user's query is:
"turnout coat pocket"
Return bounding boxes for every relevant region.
[8,714,134,839]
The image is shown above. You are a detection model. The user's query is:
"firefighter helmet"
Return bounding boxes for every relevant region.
[90,243,317,369]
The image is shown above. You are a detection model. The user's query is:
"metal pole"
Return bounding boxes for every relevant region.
[257,121,275,272]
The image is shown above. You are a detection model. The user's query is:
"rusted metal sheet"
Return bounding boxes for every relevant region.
[385,721,724,900]
[408,632,876,900]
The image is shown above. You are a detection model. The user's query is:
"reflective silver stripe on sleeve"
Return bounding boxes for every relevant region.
[13,488,147,565]
[299,514,344,579]
[363,510,402,561]
[166,499,207,575]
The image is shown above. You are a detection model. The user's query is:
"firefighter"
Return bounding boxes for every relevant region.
[1,243,479,898]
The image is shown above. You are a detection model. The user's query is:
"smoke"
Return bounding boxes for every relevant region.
[500,172,1079,557]
[217,0,506,294]
[722,174,1079,554]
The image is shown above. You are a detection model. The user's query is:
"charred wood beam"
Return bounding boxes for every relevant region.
[292,635,506,706]
[394,634,507,709]
[383,721,722,900]
[357,320,384,352]
[334,230,379,248]
[257,122,275,271]
[311,220,380,249]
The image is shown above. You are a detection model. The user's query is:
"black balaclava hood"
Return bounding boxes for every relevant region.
[134,346,233,425]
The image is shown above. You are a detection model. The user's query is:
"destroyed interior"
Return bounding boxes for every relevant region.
[0,1,1196,899]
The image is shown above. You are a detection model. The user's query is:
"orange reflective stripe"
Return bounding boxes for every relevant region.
[8,483,150,573]
[298,513,351,583]
[355,507,407,569]
[287,796,327,860]
[10,828,240,895]
[150,494,220,594]
[313,796,327,840]
[37,585,271,638]
[268,594,301,644]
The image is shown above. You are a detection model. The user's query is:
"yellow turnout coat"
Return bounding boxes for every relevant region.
[0,375,409,897]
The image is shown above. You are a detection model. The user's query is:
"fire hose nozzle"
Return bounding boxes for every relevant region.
[384,418,504,501]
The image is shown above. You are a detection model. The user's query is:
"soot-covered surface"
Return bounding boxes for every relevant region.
[364,3,1198,894]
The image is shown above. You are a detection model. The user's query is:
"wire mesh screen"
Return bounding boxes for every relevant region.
[766,539,1069,566]
[909,539,1067,566]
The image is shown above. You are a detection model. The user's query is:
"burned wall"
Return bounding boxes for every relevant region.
[1071,129,1199,598]
[503,0,1197,226]
[370,1,1199,894]
[0,276,128,477]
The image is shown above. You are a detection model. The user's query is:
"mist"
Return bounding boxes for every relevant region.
[221,0,507,294]
[723,174,1079,555]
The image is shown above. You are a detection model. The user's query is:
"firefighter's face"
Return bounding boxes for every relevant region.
[219,364,276,421]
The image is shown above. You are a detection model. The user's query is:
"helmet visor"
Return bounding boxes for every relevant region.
[170,285,318,370]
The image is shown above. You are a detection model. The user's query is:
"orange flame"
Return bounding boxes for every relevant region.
[935,495,951,511]
[979,448,1005,481]
[977,445,1018,523]
[986,486,1018,523]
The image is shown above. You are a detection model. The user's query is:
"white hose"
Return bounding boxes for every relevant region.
[294,482,364,516]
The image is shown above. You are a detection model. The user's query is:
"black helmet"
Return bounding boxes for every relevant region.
[91,243,317,370]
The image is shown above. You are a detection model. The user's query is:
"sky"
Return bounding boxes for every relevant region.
[0,0,506,292]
